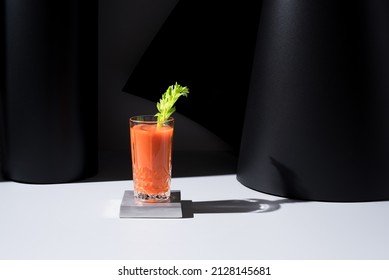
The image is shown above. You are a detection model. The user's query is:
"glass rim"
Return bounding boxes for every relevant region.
[129,115,174,124]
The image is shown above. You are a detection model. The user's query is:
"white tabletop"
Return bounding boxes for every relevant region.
[1,174,388,260]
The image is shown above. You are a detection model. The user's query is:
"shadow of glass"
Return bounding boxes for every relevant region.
[181,198,303,218]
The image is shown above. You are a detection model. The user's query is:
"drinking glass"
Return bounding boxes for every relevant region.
[129,115,174,202]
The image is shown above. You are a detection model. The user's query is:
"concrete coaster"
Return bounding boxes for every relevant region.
[119,190,183,218]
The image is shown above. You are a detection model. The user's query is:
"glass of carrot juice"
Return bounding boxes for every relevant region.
[129,115,174,202]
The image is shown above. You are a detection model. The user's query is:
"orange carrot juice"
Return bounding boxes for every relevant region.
[130,116,174,202]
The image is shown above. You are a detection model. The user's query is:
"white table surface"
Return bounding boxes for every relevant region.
[1,174,388,260]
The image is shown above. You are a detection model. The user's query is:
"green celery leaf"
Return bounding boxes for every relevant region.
[155,82,189,125]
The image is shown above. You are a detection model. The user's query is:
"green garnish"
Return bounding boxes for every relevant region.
[155,82,189,125]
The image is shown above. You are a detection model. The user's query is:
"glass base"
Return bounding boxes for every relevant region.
[134,191,170,202]
[120,190,183,218]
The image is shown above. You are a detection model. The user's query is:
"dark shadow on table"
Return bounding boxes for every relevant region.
[181,198,304,218]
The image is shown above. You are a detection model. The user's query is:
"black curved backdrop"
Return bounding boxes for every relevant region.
[237,0,389,201]
[1,0,98,183]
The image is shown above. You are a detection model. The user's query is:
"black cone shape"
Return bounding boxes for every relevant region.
[1,1,97,183]
[237,0,389,201]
